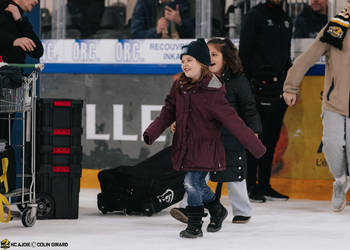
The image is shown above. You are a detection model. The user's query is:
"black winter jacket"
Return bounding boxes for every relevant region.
[293,5,328,39]
[0,0,43,63]
[210,72,262,182]
[130,0,194,38]
[239,3,292,79]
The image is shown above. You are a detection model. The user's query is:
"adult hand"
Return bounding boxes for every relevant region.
[170,122,176,134]
[283,92,298,106]
[156,17,169,35]
[5,4,21,21]
[164,5,182,25]
[13,37,36,52]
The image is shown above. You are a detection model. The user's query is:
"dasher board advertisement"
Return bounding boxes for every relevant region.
[40,39,325,75]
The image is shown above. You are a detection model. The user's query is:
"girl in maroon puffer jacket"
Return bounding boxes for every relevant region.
[143,39,266,239]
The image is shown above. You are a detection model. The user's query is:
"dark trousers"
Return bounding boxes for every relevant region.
[247,102,287,190]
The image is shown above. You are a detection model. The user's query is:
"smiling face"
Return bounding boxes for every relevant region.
[181,55,202,82]
[15,0,38,12]
[208,44,225,75]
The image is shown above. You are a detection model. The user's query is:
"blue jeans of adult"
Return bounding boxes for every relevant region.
[184,171,216,207]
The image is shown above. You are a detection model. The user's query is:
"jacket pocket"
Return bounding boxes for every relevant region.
[326,79,335,101]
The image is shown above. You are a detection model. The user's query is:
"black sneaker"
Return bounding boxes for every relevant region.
[264,186,289,201]
[170,207,188,224]
[232,216,251,224]
[248,186,266,203]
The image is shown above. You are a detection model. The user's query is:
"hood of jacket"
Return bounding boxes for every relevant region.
[186,73,226,93]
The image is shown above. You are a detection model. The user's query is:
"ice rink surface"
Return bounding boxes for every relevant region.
[2,188,350,250]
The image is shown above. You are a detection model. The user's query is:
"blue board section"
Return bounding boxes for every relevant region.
[306,64,325,76]
[43,64,183,75]
[42,63,325,76]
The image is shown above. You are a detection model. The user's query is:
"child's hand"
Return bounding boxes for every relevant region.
[170,122,176,134]
[144,135,150,145]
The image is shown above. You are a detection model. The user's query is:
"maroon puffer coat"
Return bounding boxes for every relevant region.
[143,73,266,172]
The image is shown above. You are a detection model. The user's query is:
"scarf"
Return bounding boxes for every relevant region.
[320,8,350,50]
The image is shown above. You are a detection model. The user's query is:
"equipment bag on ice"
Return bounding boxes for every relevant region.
[97,146,185,216]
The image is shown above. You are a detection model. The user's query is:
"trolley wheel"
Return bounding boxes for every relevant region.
[36,193,55,219]
[17,204,27,212]
[21,207,36,227]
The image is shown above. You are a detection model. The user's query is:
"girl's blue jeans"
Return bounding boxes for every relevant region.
[184,171,216,207]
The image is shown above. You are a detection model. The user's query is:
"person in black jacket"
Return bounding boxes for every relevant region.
[67,0,105,38]
[130,0,194,38]
[170,38,262,224]
[293,0,328,38]
[0,0,43,63]
[0,0,43,142]
[239,0,292,202]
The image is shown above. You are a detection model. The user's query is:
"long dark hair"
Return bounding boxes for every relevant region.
[207,38,243,76]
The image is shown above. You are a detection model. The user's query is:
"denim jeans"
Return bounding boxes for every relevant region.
[180,175,252,216]
[322,109,350,180]
[184,171,216,207]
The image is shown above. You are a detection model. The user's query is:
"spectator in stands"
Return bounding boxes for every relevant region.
[130,0,194,38]
[67,0,105,38]
[293,0,328,38]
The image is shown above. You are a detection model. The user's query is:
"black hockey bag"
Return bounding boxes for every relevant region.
[97,146,185,216]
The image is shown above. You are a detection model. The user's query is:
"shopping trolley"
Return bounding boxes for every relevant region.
[0,63,44,227]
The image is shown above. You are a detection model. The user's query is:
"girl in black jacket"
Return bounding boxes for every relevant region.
[208,38,262,223]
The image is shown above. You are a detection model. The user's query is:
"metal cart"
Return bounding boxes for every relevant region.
[0,63,44,227]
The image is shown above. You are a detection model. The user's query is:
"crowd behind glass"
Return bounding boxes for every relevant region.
[40,0,328,40]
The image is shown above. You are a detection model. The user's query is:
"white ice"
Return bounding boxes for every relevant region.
[2,189,350,250]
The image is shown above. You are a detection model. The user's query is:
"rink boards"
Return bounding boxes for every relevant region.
[39,39,332,193]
